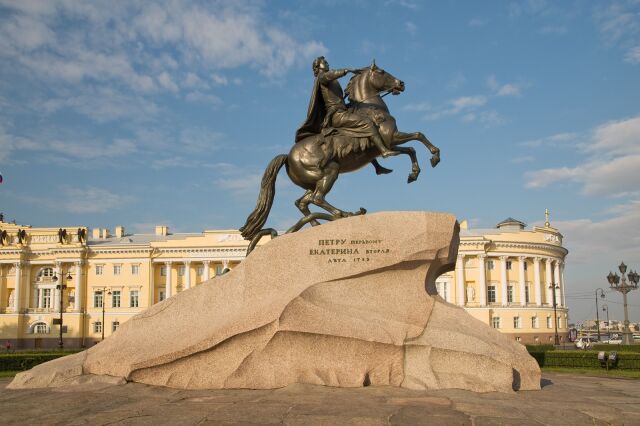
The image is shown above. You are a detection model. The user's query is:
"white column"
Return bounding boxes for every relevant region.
[553,260,561,307]
[184,261,191,290]
[456,255,465,306]
[74,261,83,312]
[478,254,487,306]
[165,261,172,298]
[222,260,229,270]
[500,256,508,306]
[37,288,43,309]
[54,262,62,312]
[545,258,553,305]
[534,257,542,307]
[560,261,566,307]
[518,256,527,307]
[13,262,22,312]
[149,261,155,306]
[203,261,210,282]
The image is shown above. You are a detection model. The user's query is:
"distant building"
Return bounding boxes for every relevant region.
[0,217,259,348]
[0,214,569,348]
[436,216,569,345]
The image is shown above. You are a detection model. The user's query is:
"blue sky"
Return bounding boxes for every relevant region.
[1,0,639,322]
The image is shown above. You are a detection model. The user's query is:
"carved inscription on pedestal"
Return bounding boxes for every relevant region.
[308,238,390,264]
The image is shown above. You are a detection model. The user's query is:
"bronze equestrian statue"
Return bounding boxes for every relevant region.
[240,58,440,252]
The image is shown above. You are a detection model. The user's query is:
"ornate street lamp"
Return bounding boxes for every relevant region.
[602,304,610,340]
[594,288,605,341]
[607,262,639,345]
[95,287,111,341]
[549,282,560,345]
[52,270,73,349]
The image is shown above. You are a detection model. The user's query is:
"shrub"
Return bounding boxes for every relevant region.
[0,353,69,372]
[526,344,555,352]
[592,344,640,353]
[529,350,640,370]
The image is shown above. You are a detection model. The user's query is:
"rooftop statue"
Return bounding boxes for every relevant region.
[240,57,440,252]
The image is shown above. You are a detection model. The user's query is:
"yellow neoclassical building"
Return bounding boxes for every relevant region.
[436,216,569,344]
[0,214,568,348]
[0,218,256,348]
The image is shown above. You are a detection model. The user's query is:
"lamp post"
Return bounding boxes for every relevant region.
[52,270,73,349]
[96,287,111,341]
[549,282,560,345]
[607,262,639,346]
[602,304,610,340]
[594,288,605,341]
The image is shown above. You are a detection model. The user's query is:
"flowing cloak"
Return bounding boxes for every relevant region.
[294,76,327,143]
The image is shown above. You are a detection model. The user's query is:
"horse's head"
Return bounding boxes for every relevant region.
[367,61,405,95]
[345,61,405,103]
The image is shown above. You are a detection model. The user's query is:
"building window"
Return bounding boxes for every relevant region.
[486,260,494,271]
[546,316,552,329]
[436,281,448,300]
[94,291,103,308]
[507,285,514,303]
[178,265,185,276]
[94,321,102,333]
[42,289,52,309]
[515,336,521,342]
[111,290,121,308]
[523,261,528,271]
[34,323,48,334]
[197,266,204,276]
[37,267,54,281]
[513,316,521,329]
[112,321,120,332]
[487,285,496,303]
[113,265,122,275]
[491,317,501,329]
[96,265,104,275]
[506,260,512,270]
[159,291,165,302]
[525,284,530,303]
[531,317,538,329]
[130,290,139,308]
[557,317,562,329]
[131,265,140,275]
[160,266,167,276]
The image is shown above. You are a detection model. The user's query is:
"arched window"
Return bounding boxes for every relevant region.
[29,321,49,334]
[37,267,54,281]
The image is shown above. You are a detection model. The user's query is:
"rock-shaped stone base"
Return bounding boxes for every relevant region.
[9,212,540,392]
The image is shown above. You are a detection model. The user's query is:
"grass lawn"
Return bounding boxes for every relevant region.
[0,371,19,378]
[542,367,640,379]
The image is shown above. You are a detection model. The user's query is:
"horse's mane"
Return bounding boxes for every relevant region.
[344,71,363,102]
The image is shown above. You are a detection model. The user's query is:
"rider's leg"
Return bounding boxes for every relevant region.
[332,110,398,158]
[371,131,399,158]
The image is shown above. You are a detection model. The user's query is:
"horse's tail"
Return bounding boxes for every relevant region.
[239,154,288,241]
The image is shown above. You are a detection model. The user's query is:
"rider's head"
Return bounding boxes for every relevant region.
[312,56,329,76]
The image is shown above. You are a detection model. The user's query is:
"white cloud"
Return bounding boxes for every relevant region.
[553,200,640,264]
[424,95,486,121]
[157,72,179,92]
[519,131,578,148]
[211,73,229,86]
[405,22,418,35]
[446,72,466,89]
[14,185,133,214]
[625,46,640,63]
[487,74,524,97]
[215,173,261,198]
[525,116,640,196]
[511,156,535,164]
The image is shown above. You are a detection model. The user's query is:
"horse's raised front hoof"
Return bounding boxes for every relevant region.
[357,207,367,215]
[407,174,418,183]
[430,155,440,168]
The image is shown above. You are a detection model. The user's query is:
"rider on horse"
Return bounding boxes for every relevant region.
[295,56,399,159]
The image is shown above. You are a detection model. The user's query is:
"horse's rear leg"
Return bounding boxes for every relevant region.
[311,162,364,218]
[295,190,321,226]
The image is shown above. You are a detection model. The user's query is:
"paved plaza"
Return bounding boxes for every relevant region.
[1,373,639,425]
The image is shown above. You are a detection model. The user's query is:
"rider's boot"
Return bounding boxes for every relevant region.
[371,133,399,158]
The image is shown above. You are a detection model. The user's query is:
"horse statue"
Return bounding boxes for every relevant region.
[240,62,440,253]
